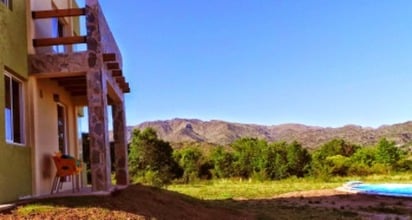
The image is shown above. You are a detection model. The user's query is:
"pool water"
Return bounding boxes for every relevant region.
[343,181,412,197]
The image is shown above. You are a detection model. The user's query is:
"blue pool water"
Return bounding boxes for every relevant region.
[343,181,412,197]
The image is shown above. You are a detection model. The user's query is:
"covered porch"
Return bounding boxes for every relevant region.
[28,0,130,194]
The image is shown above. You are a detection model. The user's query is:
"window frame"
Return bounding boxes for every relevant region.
[0,0,13,10]
[57,103,68,154]
[4,70,25,146]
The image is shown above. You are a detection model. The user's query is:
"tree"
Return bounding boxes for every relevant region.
[231,137,267,178]
[128,128,181,187]
[310,139,358,178]
[209,146,234,178]
[348,146,377,175]
[316,139,359,158]
[264,142,288,180]
[173,147,204,183]
[350,146,376,166]
[324,155,350,176]
[286,141,311,177]
[375,138,401,168]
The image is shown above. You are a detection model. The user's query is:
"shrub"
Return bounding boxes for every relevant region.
[128,128,181,187]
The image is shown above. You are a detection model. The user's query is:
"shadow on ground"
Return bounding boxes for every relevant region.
[2,184,412,219]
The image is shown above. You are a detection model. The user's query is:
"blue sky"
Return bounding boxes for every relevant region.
[97,1,412,128]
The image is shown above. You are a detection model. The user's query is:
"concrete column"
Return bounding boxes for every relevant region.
[112,101,129,185]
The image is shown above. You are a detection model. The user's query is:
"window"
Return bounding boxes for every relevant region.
[0,0,12,10]
[57,104,67,154]
[4,72,24,144]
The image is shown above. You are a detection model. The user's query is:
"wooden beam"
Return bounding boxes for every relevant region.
[117,80,129,91]
[57,79,86,86]
[32,8,86,19]
[123,83,131,93]
[61,84,86,90]
[72,96,88,106]
[64,88,87,93]
[103,53,116,62]
[71,91,87,96]
[115,76,125,84]
[122,83,130,89]
[106,62,120,70]
[112,70,122,77]
[33,36,87,47]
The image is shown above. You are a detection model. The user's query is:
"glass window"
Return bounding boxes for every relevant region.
[57,104,67,154]
[0,0,12,10]
[4,72,24,144]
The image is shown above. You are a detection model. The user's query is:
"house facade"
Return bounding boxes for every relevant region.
[0,0,130,203]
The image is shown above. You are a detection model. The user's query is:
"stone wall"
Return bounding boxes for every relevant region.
[29,52,89,74]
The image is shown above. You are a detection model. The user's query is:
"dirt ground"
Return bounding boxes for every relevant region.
[257,189,412,219]
[1,185,412,219]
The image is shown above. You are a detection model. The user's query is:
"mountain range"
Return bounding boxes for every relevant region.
[129,119,412,149]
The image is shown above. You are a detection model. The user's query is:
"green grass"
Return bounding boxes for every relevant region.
[16,204,55,216]
[168,177,338,199]
[168,174,412,200]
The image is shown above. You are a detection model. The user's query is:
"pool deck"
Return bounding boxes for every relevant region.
[335,186,360,194]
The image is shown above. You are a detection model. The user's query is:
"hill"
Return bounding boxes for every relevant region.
[131,119,412,149]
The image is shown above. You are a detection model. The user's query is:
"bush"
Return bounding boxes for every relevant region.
[173,147,205,183]
[128,128,181,187]
[210,146,234,178]
[394,158,412,172]
[347,163,374,176]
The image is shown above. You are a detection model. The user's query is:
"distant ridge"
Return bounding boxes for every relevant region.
[129,118,412,149]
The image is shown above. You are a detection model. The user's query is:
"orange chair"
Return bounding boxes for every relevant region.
[51,155,82,194]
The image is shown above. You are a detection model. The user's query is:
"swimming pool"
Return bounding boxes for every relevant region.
[340,181,412,197]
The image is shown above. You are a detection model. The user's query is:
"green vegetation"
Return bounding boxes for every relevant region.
[168,177,341,200]
[129,128,412,186]
[168,174,412,200]
[16,204,55,216]
[128,128,182,187]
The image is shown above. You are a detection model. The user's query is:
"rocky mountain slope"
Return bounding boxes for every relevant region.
[130,119,412,149]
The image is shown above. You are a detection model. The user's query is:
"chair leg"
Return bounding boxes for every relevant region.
[57,177,63,193]
[75,174,80,192]
[72,175,75,193]
[50,176,58,194]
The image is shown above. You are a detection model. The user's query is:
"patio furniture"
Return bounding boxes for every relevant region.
[50,155,82,194]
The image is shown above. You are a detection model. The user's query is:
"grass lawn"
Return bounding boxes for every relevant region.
[168,177,342,200]
[2,174,412,219]
[168,174,412,200]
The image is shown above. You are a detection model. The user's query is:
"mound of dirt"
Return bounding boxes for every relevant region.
[0,184,252,219]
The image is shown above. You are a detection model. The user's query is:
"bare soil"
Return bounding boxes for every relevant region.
[1,185,412,219]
